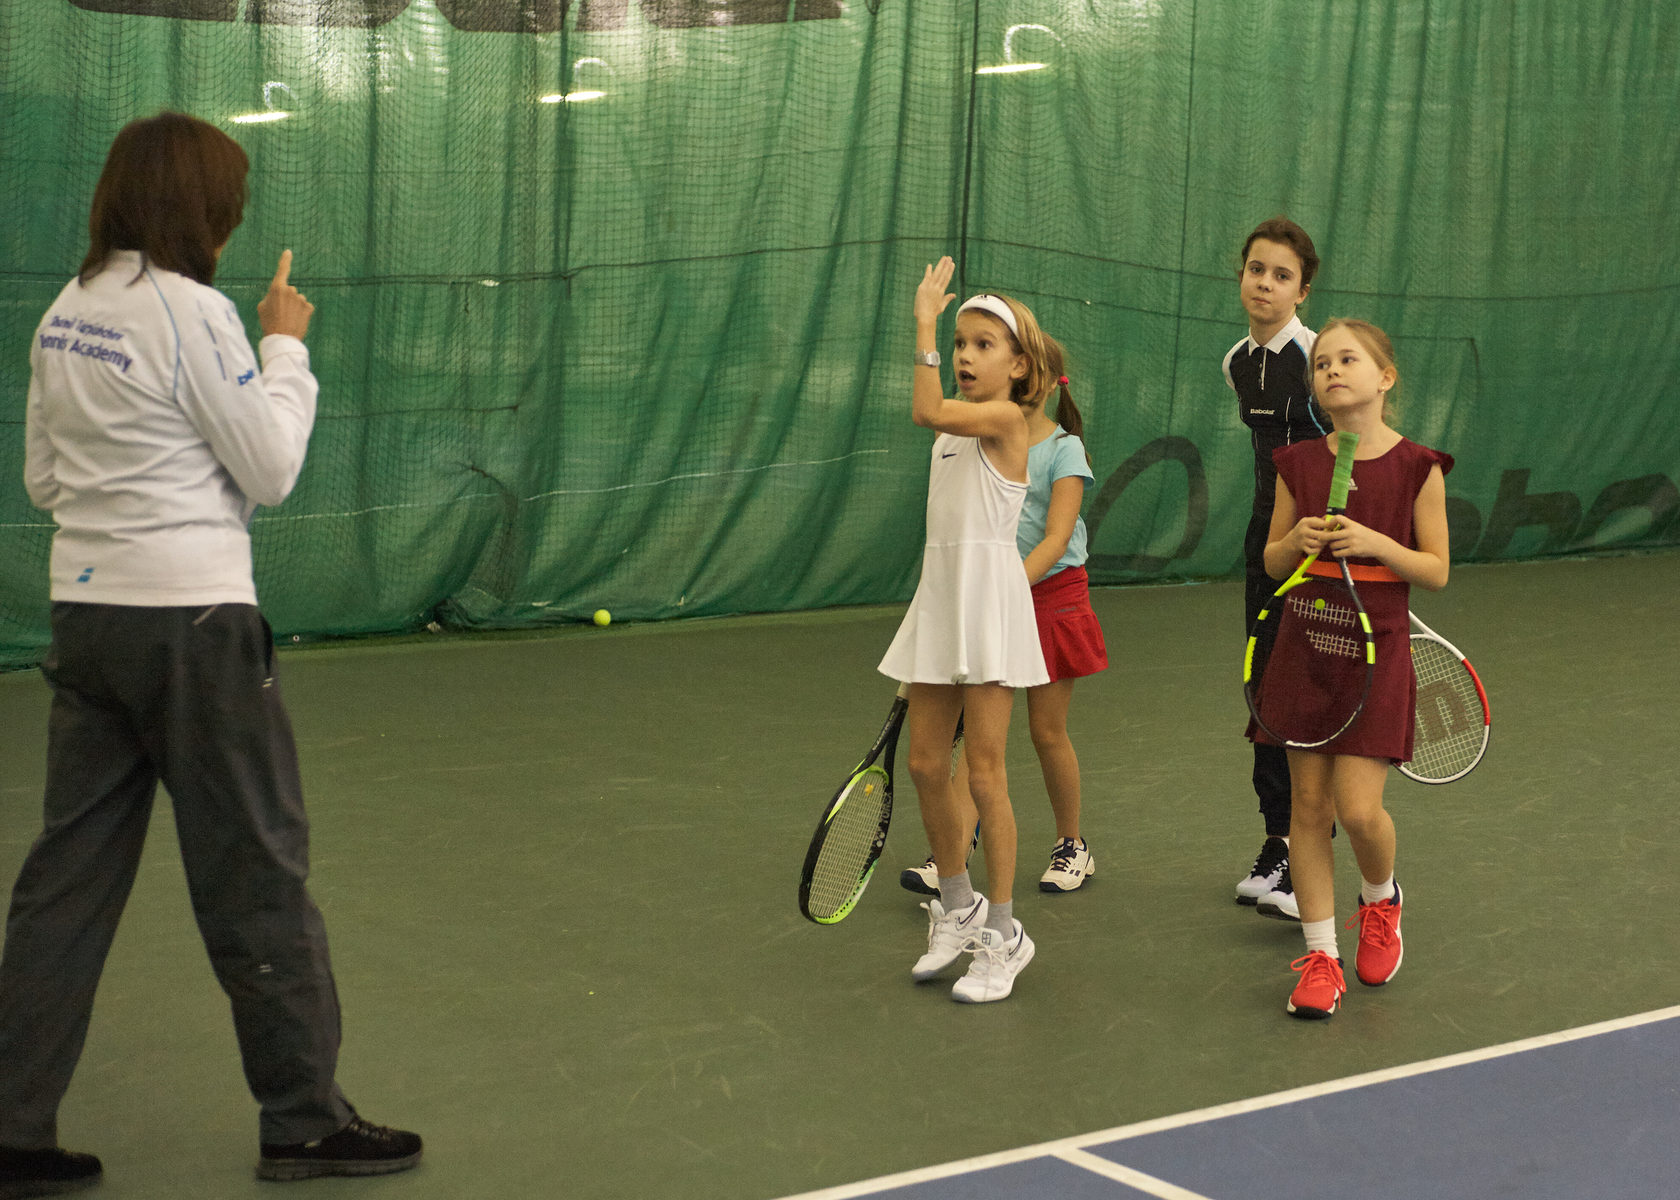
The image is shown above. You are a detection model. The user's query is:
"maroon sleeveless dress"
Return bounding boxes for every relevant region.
[1247,436,1453,761]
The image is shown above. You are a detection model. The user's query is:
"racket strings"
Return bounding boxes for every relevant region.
[1252,580,1372,747]
[805,770,890,918]
[1288,593,1358,628]
[1304,628,1363,659]
[1294,593,1364,660]
[1403,640,1487,779]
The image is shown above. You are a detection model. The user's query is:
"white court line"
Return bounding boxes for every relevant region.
[772,1004,1680,1200]
[1051,1148,1215,1200]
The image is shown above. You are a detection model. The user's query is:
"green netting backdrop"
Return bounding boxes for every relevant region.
[2,1,1677,667]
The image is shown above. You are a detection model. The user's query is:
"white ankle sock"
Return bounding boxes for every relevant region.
[1302,917,1338,958]
[1361,876,1396,906]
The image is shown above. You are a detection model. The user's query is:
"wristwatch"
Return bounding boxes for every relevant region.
[913,349,940,368]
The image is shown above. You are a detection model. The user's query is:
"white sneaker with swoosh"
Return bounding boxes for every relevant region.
[911,894,989,981]
[951,919,1035,1003]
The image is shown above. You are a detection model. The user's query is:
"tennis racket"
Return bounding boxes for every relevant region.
[1243,432,1376,749]
[798,684,907,924]
[1397,612,1491,783]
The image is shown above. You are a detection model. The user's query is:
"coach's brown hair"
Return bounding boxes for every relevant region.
[82,112,249,287]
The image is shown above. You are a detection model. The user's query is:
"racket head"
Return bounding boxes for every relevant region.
[1244,432,1370,749]
[1397,618,1490,784]
[1245,563,1375,750]
[798,693,905,924]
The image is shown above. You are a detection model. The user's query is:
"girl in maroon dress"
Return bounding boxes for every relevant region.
[1250,318,1451,1021]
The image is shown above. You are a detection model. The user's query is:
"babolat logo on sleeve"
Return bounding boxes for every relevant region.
[39,315,134,373]
[237,368,256,385]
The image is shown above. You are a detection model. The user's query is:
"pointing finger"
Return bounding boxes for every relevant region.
[272,249,293,288]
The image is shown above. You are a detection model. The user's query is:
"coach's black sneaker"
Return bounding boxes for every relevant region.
[257,1113,421,1182]
[0,1144,102,1197]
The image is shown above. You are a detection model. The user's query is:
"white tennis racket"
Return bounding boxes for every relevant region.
[1398,611,1490,784]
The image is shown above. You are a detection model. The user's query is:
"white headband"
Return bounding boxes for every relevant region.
[956,293,1019,338]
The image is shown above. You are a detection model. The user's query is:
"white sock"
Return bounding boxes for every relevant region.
[1302,917,1338,959]
[1361,875,1397,906]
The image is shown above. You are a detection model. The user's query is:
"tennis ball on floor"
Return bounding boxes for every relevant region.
[1314,598,1327,610]
[592,609,611,627]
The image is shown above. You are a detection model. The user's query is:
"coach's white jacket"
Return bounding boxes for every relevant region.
[24,250,317,607]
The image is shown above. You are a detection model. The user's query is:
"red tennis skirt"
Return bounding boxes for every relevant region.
[1032,566,1108,683]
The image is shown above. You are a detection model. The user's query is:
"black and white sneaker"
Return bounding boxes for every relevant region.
[258,1113,422,1182]
[1039,837,1094,892]
[899,857,940,896]
[1236,836,1288,905]
[0,1145,102,1197]
[1256,863,1301,922]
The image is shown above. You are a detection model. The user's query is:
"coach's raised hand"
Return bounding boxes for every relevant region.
[257,248,314,340]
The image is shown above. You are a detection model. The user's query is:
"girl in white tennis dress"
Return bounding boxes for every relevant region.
[879,257,1051,1003]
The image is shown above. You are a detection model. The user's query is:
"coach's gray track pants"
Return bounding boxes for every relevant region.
[0,602,355,1148]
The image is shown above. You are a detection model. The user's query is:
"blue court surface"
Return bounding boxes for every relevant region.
[776,1006,1680,1200]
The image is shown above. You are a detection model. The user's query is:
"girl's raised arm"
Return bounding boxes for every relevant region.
[910,258,1025,442]
[911,257,955,430]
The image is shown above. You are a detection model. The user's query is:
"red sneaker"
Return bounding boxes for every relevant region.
[1352,882,1404,986]
[1286,951,1347,1019]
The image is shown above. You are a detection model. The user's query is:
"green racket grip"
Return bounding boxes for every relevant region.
[1326,431,1359,513]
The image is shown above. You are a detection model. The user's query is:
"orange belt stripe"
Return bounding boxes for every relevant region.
[1306,560,1404,583]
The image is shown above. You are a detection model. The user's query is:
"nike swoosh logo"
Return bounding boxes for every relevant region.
[941,451,958,458]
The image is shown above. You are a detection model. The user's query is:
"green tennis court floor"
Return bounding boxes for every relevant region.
[0,553,1675,1199]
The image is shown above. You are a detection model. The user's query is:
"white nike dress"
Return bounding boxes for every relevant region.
[879,433,1049,688]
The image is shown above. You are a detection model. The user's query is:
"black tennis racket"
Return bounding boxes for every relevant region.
[1244,433,1376,750]
[798,683,907,924]
[1397,611,1491,784]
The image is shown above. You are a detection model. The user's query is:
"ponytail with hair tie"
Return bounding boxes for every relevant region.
[1048,367,1090,465]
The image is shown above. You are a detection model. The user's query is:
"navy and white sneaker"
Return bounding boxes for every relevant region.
[899,857,940,896]
[1039,838,1094,892]
[1256,863,1301,922]
[1236,836,1288,905]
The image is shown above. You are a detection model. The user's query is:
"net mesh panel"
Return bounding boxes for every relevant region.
[1402,636,1488,781]
[2,2,1678,667]
[804,766,889,922]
